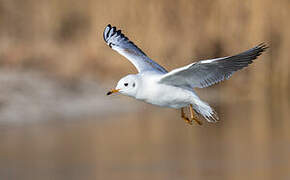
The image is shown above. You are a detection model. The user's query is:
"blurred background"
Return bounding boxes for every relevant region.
[0,0,289,179]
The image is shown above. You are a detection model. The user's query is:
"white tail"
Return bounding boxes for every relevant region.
[192,100,219,122]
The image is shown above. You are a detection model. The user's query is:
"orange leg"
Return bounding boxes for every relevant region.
[181,107,193,125]
[189,104,203,126]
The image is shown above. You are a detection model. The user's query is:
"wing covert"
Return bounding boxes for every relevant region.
[159,43,268,88]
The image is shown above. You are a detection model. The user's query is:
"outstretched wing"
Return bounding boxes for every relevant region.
[103,24,167,73]
[159,43,268,88]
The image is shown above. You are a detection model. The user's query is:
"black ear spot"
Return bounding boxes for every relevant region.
[124,83,128,87]
[132,83,136,87]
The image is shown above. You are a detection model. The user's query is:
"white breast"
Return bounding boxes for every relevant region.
[135,73,194,108]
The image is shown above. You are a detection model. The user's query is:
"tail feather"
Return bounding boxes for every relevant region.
[192,101,219,122]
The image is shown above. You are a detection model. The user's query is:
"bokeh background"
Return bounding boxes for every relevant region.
[0,0,289,179]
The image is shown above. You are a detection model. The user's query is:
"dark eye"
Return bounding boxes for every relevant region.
[124,83,128,87]
[132,83,135,87]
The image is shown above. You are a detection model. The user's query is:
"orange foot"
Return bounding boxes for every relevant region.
[181,107,193,125]
[189,105,203,126]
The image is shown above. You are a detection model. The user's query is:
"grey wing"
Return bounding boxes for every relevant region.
[159,43,268,88]
[103,24,167,73]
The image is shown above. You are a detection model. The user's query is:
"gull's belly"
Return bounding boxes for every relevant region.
[137,84,193,109]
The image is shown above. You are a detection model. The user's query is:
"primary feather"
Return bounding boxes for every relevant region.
[103,24,167,73]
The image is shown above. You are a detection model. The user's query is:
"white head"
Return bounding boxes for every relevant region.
[107,74,139,97]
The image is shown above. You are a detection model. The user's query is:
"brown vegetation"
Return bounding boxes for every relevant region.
[0,0,289,179]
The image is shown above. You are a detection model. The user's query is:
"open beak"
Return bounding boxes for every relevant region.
[106,89,120,95]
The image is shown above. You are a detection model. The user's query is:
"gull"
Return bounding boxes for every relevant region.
[104,24,267,125]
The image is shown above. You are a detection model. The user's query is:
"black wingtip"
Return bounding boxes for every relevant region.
[102,24,147,56]
[255,42,269,58]
[103,24,120,42]
[103,24,114,42]
[257,42,269,52]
